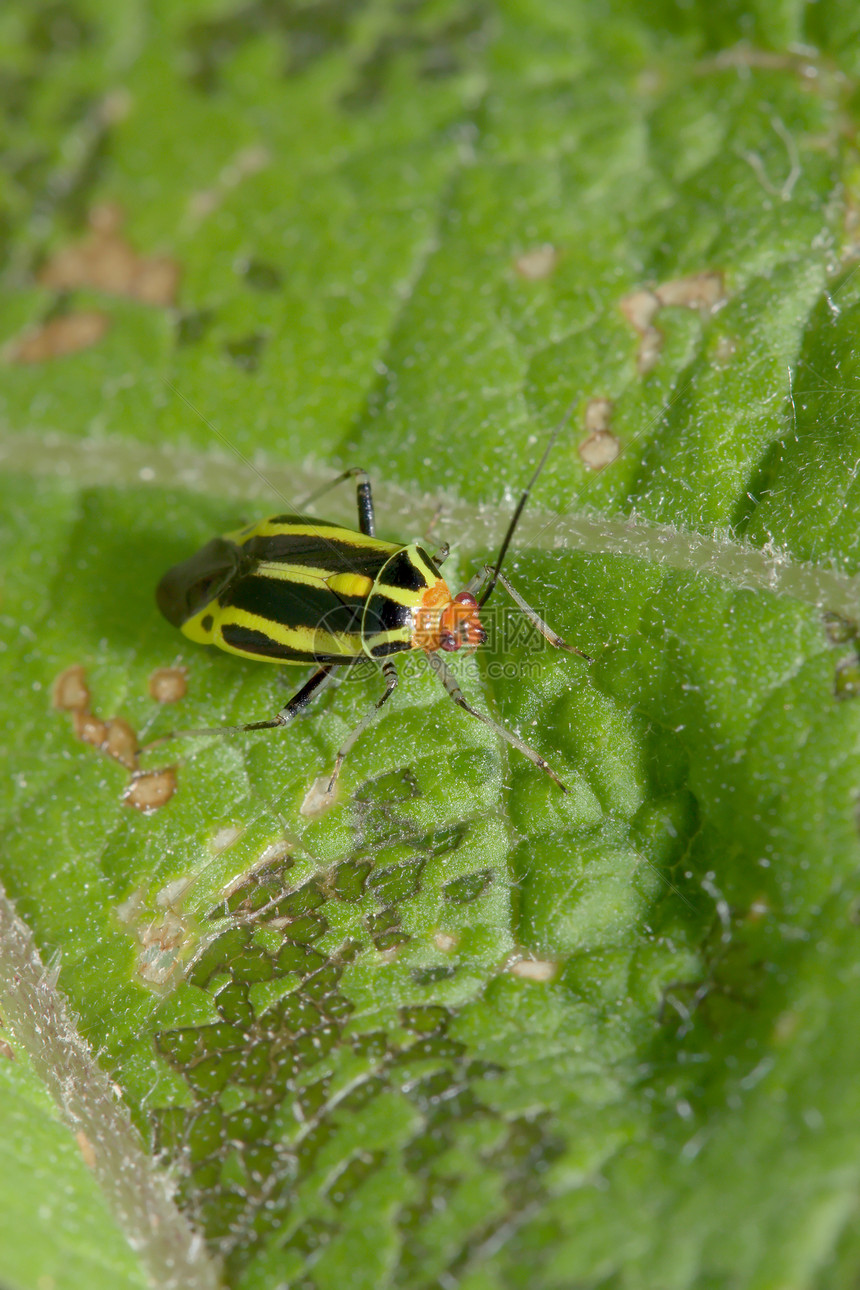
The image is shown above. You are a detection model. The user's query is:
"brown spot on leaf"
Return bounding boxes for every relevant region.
[56,664,178,807]
[635,326,664,374]
[124,767,178,815]
[117,881,195,989]
[7,312,110,363]
[38,204,180,306]
[53,665,90,712]
[619,288,661,375]
[621,271,727,373]
[73,709,108,748]
[578,397,620,470]
[513,244,559,281]
[583,396,613,435]
[70,705,138,771]
[301,775,338,817]
[104,718,138,770]
[579,430,621,471]
[620,287,660,334]
[507,957,558,982]
[148,666,188,703]
[656,271,725,312]
[433,930,458,953]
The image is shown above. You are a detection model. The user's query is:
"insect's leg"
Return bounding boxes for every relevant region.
[422,502,444,543]
[488,568,593,661]
[145,664,339,747]
[299,468,375,537]
[460,566,490,599]
[426,652,568,792]
[244,664,343,730]
[431,542,450,566]
[325,659,398,793]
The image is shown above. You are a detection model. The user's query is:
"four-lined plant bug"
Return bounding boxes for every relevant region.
[154,419,590,797]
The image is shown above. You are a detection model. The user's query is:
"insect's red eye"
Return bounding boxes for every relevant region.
[440,632,459,652]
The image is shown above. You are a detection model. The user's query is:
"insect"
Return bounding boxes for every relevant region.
[155,420,589,797]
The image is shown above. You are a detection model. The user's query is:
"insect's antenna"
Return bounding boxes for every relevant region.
[479,400,577,608]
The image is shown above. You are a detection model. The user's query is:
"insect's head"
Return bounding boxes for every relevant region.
[412,585,486,653]
[437,590,486,652]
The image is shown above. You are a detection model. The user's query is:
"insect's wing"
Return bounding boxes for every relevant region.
[156,537,244,628]
[216,521,399,663]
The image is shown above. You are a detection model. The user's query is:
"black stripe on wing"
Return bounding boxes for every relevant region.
[218,623,343,662]
[243,527,395,577]
[226,573,367,635]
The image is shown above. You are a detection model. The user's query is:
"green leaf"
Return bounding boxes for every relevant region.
[0,1034,149,1290]
[2,3,860,1289]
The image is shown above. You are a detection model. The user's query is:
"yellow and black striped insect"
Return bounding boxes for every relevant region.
[155,423,588,796]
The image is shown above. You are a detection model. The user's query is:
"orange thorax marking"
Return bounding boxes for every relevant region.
[412,583,485,652]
